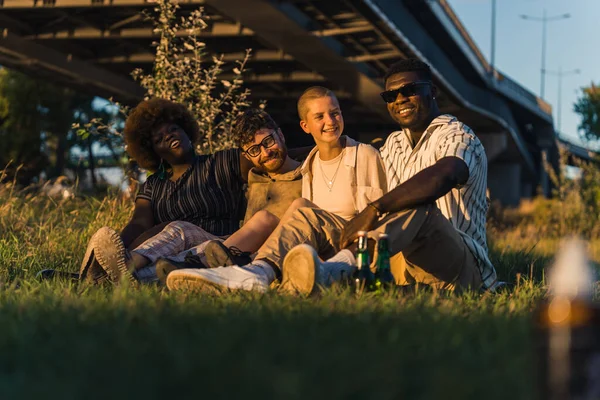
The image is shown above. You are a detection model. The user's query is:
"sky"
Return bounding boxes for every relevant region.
[447,0,599,148]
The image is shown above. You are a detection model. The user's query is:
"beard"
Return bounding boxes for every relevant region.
[257,148,287,173]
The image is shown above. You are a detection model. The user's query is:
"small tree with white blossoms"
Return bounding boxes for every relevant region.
[78,0,253,157]
[132,0,252,154]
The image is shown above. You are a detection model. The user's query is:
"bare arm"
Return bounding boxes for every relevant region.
[340,156,468,248]
[372,156,468,214]
[120,198,155,248]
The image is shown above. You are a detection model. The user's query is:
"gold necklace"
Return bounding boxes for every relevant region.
[318,149,345,192]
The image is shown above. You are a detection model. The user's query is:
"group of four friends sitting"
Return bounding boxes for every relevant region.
[77,58,498,295]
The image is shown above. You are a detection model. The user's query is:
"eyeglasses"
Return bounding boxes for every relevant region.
[243,133,277,157]
[380,81,432,103]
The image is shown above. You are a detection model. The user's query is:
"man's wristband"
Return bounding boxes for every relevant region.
[368,203,384,218]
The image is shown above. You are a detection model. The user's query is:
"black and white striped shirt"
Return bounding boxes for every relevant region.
[136,148,246,236]
[380,114,497,289]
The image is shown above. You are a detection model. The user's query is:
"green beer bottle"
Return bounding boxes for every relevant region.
[355,231,376,295]
[374,233,395,291]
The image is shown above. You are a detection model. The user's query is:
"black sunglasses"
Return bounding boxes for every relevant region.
[244,133,277,157]
[380,81,432,103]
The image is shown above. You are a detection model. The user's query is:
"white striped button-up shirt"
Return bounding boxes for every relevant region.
[380,114,497,289]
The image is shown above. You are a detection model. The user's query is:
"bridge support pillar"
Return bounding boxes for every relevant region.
[488,162,522,207]
[539,148,551,199]
[478,133,507,163]
[536,130,556,199]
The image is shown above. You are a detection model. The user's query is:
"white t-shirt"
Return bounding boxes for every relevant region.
[311,150,357,221]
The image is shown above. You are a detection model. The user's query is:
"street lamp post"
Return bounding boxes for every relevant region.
[520,10,570,99]
[546,67,580,134]
[490,0,496,76]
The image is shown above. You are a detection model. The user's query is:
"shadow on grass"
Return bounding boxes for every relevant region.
[0,283,537,400]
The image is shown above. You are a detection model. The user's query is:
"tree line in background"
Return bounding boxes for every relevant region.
[574,84,600,143]
[0,0,252,191]
[0,69,120,188]
[0,0,598,191]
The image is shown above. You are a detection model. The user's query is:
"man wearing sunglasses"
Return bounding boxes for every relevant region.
[162,58,497,294]
[282,58,497,292]
[179,58,495,294]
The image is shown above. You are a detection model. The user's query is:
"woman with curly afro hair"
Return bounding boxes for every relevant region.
[118,98,253,242]
[77,98,257,285]
[123,98,201,173]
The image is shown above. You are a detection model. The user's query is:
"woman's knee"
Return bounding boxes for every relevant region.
[164,220,196,233]
[251,210,280,227]
[292,206,319,222]
[291,197,313,209]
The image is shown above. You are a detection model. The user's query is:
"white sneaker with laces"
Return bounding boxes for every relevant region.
[166,265,270,293]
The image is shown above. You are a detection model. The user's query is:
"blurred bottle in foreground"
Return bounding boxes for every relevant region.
[374,233,395,292]
[535,237,600,400]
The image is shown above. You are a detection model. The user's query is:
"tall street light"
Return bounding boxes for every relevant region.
[520,10,570,99]
[490,0,496,76]
[546,67,580,134]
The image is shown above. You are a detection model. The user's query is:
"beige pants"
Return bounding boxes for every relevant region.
[255,204,481,291]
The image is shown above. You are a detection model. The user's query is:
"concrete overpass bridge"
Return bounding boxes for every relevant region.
[557,137,599,165]
[0,0,557,205]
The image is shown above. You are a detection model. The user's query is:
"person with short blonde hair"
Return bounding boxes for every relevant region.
[168,57,497,295]
[296,86,334,120]
[166,87,387,293]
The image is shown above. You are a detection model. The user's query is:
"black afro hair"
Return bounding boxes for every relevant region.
[123,98,200,171]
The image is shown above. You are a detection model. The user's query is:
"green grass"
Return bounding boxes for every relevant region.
[0,190,597,399]
[0,283,540,400]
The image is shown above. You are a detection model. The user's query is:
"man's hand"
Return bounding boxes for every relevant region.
[340,205,380,249]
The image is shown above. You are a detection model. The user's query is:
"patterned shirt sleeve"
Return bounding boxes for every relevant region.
[380,131,402,190]
[136,175,154,202]
[214,148,243,184]
[434,124,482,184]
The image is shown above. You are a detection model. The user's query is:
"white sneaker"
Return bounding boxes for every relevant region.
[282,244,326,295]
[166,265,269,294]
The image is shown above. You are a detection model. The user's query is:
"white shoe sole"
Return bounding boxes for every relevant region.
[93,227,137,286]
[166,268,268,294]
[166,270,226,294]
[282,244,319,295]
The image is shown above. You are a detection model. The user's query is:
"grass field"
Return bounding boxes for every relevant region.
[0,187,598,400]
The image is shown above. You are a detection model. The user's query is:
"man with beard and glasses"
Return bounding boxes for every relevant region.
[166,86,387,293]
[79,108,310,286]
[164,59,497,294]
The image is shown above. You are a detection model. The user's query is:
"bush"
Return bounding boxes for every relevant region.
[132,0,252,154]
[501,149,600,239]
[80,0,253,161]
